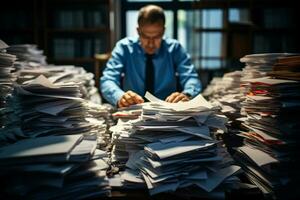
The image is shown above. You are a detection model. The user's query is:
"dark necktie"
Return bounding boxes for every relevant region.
[145,54,155,94]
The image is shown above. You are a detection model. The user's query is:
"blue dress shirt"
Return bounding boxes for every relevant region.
[100,37,202,106]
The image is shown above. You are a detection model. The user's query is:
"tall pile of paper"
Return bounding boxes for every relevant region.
[0,40,17,116]
[240,53,298,81]
[0,134,111,199]
[7,44,47,65]
[85,101,114,149]
[268,55,300,81]
[234,53,300,199]
[109,92,242,197]
[17,65,102,104]
[0,75,109,149]
[0,41,113,199]
[203,71,245,148]
[4,42,101,104]
[0,40,112,148]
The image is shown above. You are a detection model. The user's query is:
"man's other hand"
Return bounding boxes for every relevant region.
[165,92,190,103]
[117,90,144,108]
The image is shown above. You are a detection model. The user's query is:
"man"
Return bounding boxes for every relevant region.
[101,5,201,107]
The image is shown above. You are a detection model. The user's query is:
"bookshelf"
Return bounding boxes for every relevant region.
[0,0,114,74]
[43,0,113,73]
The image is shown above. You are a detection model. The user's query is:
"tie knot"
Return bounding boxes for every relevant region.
[146,54,153,59]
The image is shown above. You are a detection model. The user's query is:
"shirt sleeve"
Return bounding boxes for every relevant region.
[100,41,125,106]
[172,42,202,98]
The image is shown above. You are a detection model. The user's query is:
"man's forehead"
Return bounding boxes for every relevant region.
[139,24,164,33]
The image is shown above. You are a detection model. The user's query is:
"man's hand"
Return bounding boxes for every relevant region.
[117,90,144,108]
[165,92,190,103]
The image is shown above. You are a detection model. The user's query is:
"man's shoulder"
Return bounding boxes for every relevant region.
[162,38,182,52]
[163,38,180,46]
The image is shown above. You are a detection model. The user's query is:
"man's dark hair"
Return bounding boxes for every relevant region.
[138,5,165,26]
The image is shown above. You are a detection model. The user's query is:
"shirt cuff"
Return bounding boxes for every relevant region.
[182,88,198,99]
[182,92,192,98]
[112,90,125,106]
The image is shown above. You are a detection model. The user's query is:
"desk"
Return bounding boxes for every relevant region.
[105,185,265,200]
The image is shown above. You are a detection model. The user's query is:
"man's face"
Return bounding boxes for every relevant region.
[137,23,165,55]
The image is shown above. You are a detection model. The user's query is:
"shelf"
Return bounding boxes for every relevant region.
[47,28,110,34]
[0,29,34,33]
[251,28,300,34]
[48,57,95,63]
[47,0,110,5]
[42,0,113,76]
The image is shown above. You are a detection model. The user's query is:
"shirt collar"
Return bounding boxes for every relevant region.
[137,37,165,58]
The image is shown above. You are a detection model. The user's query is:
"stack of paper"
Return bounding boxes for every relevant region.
[234,54,300,199]
[203,71,246,148]
[16,65,102,104]
[112,104,143,120]
[84,101,114,149]
[1,41,112,149]
[268,55,300,81]
[4,43,101,104]
[0,40,17,111]
[0,75,108,148]
[0,41,113,199]
[0,135,111,199]
[109,92,241,196]
[240,53,298,81]
[203,71,244,115]
[7,44,47,65]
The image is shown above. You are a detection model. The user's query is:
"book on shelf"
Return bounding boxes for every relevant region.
[53,9,107,29]
[53,38,106,59]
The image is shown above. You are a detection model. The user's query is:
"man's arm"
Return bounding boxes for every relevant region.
[172,41,202,98]
[100,40,144,107]
[100,41,126,106]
